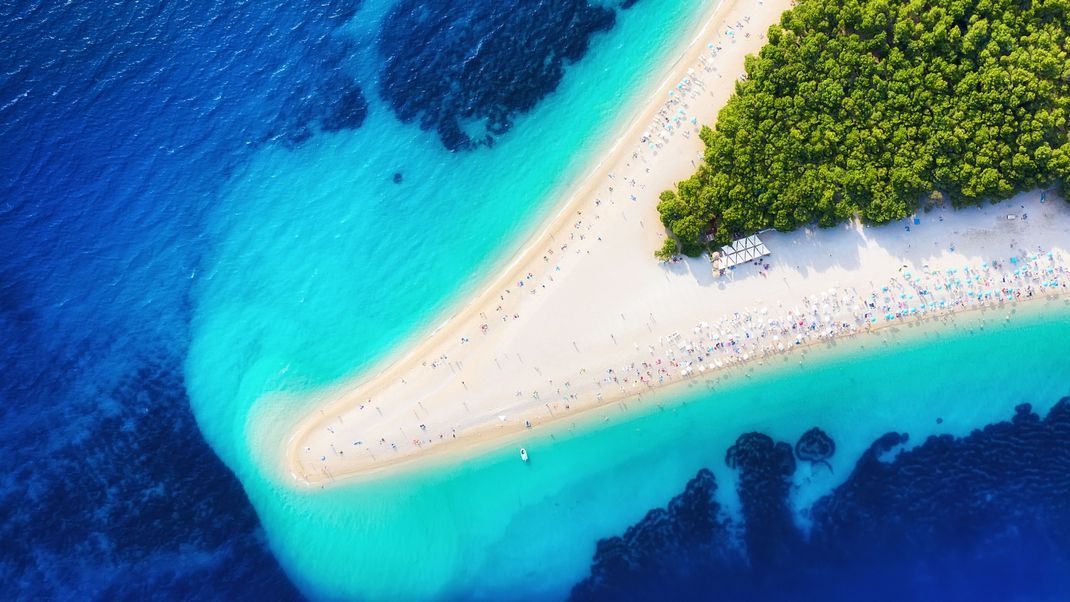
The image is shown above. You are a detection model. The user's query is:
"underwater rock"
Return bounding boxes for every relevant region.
[320,82,368,133]
[377,0,623,151]
[571,469,741,601]
[794,427,835,469]
[725,433,800,570]
[726,432,796,476]
[2,361,302,599]
[573,398,1070,600]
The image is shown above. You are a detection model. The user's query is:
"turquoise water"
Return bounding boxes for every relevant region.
[212,299,1070,600]
[185,0,708,466]
[10,0,1066,595]
[180,0,1070,598]
[184,0,712,598]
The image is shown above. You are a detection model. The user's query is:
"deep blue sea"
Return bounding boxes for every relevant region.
[1,0,698,597]
[0,0,354,596]
[3,0,1070,600]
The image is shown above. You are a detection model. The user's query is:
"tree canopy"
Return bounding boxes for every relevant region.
[658,0,1070,255]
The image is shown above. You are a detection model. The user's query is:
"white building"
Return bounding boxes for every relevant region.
[712,234,770,271]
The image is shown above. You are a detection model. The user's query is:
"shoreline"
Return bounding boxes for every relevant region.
[273,0,1070,488]
[280,186,1070,488]
[274,0,790,485]
[286,291,1070,486]
[328,0,739,385]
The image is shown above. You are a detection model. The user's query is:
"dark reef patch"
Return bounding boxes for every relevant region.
[270,70,369,148]
[572,399,1070,601]
[0,360,303,600]
[254,1,369,147]
[377,0,635,151]
[795,426,835,469]
[579,469,745,600]
[725,433,801,570]
[0,0,387,597]
[320,78,369,133]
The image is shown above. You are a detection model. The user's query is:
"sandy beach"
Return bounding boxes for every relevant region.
[278,0,1070,487]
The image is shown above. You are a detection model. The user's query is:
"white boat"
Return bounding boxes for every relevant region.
[520,448,529,462]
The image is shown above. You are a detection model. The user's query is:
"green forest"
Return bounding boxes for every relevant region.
[657,0,1070,258]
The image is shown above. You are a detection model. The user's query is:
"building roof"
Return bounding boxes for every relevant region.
[714,234,770,270]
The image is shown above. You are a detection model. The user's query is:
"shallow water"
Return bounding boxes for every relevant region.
[183,0,712,597]
[242,304,1070,600]
[2,0,705,596]
[185,0,711,471]
[6,0,1070,597]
